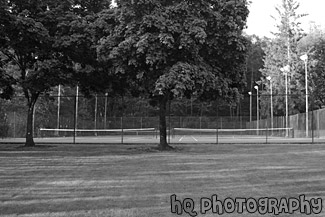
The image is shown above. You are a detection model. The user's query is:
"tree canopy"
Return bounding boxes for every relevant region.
[0,0,112,146]
[260,0,307,116]
[304,33,325,108]
[97,0,250,149]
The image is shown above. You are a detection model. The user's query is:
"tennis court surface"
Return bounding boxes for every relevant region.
[1,127,324,144]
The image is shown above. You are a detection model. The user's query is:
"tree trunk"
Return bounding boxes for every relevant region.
[25,100,36,147]
[158,96,173,150]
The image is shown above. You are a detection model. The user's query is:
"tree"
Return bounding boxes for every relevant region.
[260,0,307,116]
[0,0,75,146]
[240,35,267,118]
[97,0,249,150]
[53,0,118,97]
[245,35,266,93]
[0,57,15,100]
[297,27,325,109]
[0,5,15,100]
[306,36,325,108]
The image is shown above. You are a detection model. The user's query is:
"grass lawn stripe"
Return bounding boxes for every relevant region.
[1,143,325,216]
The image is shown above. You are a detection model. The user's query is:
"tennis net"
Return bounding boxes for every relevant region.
[39,128,157,143]
[172,127,294,143]
[173,127,293,137]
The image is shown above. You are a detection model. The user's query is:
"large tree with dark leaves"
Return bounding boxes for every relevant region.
[0,0,79,146]
[54,0,116,96]
[0,55,15,99]
[97,0,249,150]
[306,36,325,108]
[0,0,114,146]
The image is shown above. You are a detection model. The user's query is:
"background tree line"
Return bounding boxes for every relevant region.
[259,0,325,119]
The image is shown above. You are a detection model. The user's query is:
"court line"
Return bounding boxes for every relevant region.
[191,136,198,142]
[179,136,185,142]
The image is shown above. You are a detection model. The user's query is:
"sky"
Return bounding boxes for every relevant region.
[245,0,325,37]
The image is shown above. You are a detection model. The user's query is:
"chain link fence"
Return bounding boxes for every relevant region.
[0,91,324,143]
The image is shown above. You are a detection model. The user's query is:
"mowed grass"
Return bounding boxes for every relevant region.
[1,143,325,217]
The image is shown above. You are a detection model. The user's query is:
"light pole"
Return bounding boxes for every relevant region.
[300,54,308,137]
[280,65,290,137]
[266,76,273,129]
[254,85,259,132]
[248,91,252,123]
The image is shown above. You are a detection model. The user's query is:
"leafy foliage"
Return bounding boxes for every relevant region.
[245,35,266,92]
[260,0,307,115]
[97,0,250,148]
[308,37,325,107]
[98,0,249,101]
[0,0,92,146]
[0,54,15,99]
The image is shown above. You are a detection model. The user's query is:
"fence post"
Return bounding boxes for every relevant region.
[13,111,16,138]
[156,121,159,139]
[104,93,108,129]
[317,110,320,138]
[199,116,202,129]
[168,100,171,144]
[266,116,268,144]
[282,116,286,131]
[296,114,299,138]
[311,110,314,144]
[56,85,61,136]
[311,93,314,144]
[216,128,218,145]
[121,116,124,144]
[120,96,124,144]
[179,116,182,128]
[94,94,98,136]
[73,85,79,144]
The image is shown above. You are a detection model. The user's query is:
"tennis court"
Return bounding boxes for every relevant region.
[3,94,325,146]
[1,127,324,144]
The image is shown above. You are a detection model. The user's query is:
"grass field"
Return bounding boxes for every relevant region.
[1,143,325,216]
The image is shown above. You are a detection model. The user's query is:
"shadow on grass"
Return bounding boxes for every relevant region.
[127,146,184,153]
[16,145,58,149]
